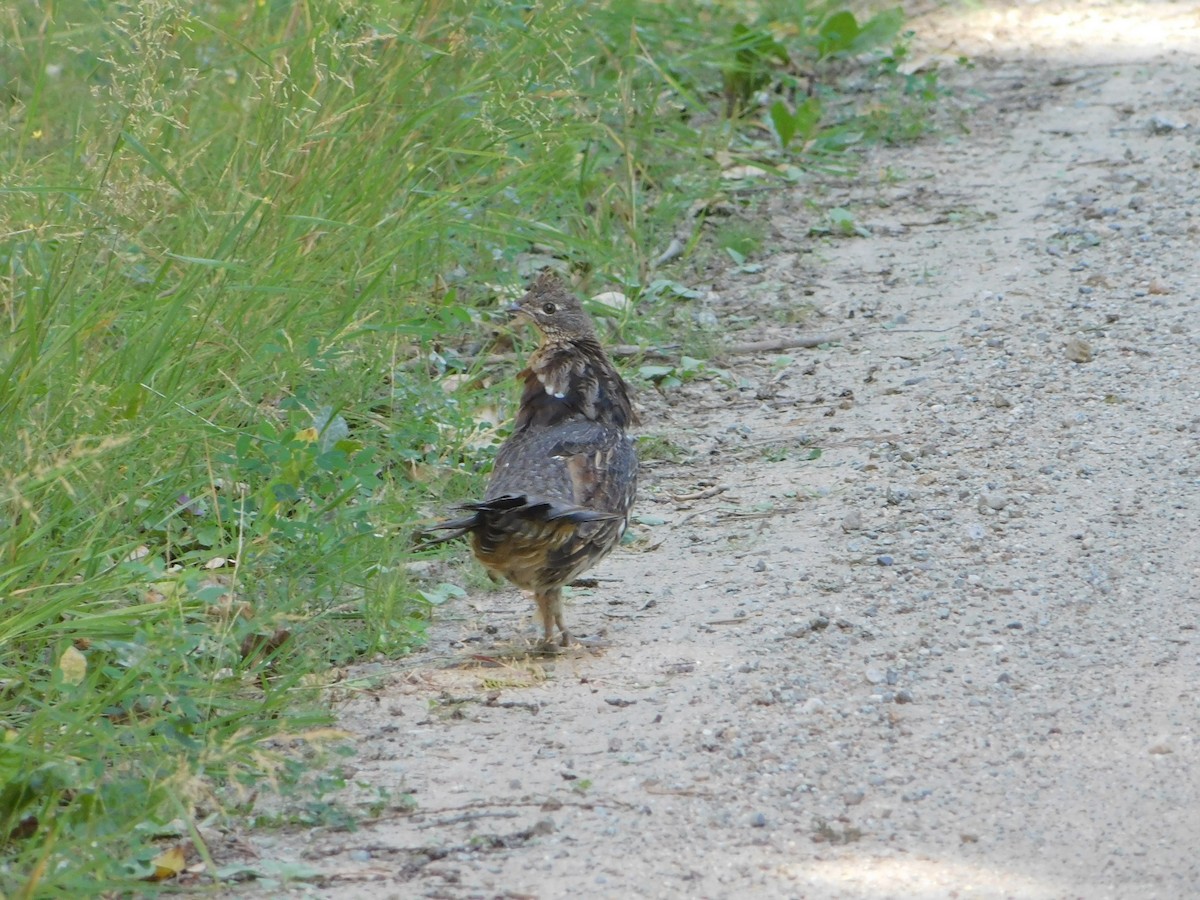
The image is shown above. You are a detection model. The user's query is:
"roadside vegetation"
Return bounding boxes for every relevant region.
[0,0,942,891]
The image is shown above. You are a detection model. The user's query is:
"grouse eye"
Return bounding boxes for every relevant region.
[541,301,557,315]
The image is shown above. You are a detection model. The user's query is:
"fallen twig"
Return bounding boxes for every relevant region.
[709,334,842,356]
[704,614,760,625]
[403,797,644,818]
[417,810,521,829]
[485,698,541,713]
[670,485,728,503]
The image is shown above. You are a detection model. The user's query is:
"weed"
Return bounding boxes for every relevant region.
[637,435,690,464]
[763,445,823,463]
[811,206,871,238]
[638,355,709,391]
[714,220,767,261]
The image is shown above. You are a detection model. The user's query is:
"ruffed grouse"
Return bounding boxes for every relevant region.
[425,271,638,647]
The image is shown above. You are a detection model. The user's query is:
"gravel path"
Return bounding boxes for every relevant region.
[234,4,1200,897]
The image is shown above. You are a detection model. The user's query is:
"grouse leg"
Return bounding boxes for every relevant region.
[534,587,571,648]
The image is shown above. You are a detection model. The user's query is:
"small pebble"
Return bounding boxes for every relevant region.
[1065,336,1094,363]
[1148,115,1185,134]
[750,812,768,828]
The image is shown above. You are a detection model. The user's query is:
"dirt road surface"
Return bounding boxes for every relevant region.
[230,3,1200,897]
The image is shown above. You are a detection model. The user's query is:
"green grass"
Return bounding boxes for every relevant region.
[0,0,940,891]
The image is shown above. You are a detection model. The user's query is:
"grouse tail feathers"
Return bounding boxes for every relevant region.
[418,494,620,548]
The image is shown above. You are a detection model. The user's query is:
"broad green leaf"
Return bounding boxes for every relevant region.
[851,8,905,54]
[793,97,823,141]
[818,11,861,58]
[638,365,676,382]
[770,100,797,148]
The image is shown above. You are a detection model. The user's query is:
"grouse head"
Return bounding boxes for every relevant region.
[509,270,635,431]
[510,270,599,348]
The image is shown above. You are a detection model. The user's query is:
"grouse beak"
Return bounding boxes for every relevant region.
[506,302,531,322]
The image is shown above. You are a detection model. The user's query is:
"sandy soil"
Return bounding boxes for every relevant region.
[226,3,1200,897]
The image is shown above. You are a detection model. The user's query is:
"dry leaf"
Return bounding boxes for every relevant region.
[290,727,355,744]
[9,814,38,841]
[406,460,443,484]
[58,646,87,685]
[295,426,319,443]
[146,845,187,882]
[213,478,249,495]
[484,282,525,301]
[1065,336,1094,363]
[240,628,292,663]
[146,579,185,603]
[721,164,770,180]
